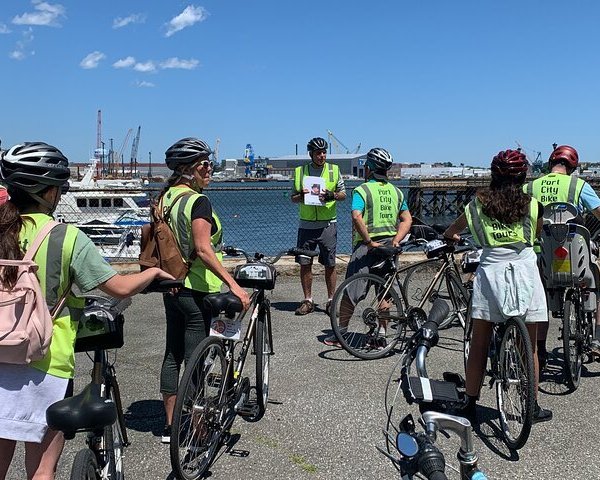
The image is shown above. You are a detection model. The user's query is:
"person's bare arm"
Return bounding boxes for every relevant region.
[392,209,413,247]
[192,217,250,309]
[98,268,174,298]
[444,213,468,241]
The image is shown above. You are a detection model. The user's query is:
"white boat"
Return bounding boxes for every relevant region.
[55,159,149,225]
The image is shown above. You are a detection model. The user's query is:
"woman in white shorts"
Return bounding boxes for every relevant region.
[444,149,552,424]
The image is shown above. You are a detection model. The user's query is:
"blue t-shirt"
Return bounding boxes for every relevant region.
[351,180,409,212]
[579,181,600,212]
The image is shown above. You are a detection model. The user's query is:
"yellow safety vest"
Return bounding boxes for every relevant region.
[525,173,584,206]
[162,186,223,292]
[294,163,339,221]
[352,181,403,246]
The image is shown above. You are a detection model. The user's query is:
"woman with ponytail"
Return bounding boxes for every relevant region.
[157,137,250,444]
[0,142,174,480]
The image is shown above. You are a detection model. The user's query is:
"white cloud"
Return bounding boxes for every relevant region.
[113,13,146,29]
[134,61,156,73]
[160,57,199,70]
[135,80,155,88]
[12,1,66,27]
[113,56,136,68]
[80,51,105,69]
[9,28,35,60]
[164,5,208,37]
[0,23,11,34]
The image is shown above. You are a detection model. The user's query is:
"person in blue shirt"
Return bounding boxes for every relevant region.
[526,145,600,362]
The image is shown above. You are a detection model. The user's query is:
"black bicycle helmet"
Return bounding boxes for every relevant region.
[307,137,328,153]
[366,147,393,172]
[165,137,212,171]
[0,142,70,194]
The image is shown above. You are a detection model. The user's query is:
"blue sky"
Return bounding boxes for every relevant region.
[1,1,600,167]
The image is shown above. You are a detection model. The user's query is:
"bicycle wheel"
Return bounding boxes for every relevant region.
[170,337,228,480]
[445,270,470,330]
[330,273,405,360]
[100,378,126,480]
[402,259,454,329]
[562,292,584,391]
[495,318,535,450]
[70,448,98,480]
[245,302,271,422]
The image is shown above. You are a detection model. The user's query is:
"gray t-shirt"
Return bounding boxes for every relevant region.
[294,163,346,229]
[70,231,118,292]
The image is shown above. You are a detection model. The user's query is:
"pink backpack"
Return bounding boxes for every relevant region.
[0,221,71,365]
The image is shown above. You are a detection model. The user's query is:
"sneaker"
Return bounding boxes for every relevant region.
[532,402,553,424]
[295,300,314,316]
[323,333,341,347]
[366,336,387,350]
[325,300,332,316]
[590,339,600,356]
[161,425,172,444]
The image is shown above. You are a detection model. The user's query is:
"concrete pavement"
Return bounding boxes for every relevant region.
[5,272,600,479]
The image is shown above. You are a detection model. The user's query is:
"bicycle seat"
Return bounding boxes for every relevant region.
[203,292,244,317]
[46,383,117,438]
[371,245,401,258]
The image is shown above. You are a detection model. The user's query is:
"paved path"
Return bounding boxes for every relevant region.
[6,275,600,479]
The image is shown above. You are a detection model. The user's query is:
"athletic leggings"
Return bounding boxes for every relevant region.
[160,289,212,395]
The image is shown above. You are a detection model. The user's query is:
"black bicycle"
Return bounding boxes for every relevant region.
[169,246,317,480]
[380,299,488,479]
[329,237,473,360]
[46,295,132,480]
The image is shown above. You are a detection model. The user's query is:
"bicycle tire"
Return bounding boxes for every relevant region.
[562,292,583,391]
[99,378,126,480]
[445,270,470,330]
[402,259,455,329]
[330,273,405,360]
[70,448,98,480]
[244,302,271,422]
[495,318,535,450]
[170,337,228,480]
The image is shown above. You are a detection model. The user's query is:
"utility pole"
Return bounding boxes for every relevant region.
[148,151,152,178]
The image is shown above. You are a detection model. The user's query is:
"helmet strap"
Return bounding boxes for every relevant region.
[28,191,56,213]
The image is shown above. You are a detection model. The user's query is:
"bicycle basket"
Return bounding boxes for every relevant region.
[74,299,125,352]
[460,249,482,273]
[234,263,277,290]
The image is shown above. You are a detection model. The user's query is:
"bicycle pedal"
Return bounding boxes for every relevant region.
[235,402,259,418]
[206,373,222,388]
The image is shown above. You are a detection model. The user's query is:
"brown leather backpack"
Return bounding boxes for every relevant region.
[139,191,191,280]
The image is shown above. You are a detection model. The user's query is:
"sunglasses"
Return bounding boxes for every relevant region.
[198,160,214,170]
[60,184,70,194]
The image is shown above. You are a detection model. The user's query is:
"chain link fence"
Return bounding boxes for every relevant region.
[59,180,600,263]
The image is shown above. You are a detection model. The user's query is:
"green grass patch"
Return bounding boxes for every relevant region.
[290,454,317,474]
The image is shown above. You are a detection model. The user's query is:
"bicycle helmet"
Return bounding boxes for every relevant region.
[165,137,212,171]
[549,145,579,170]
[366,148,394,172]
[490,149,528,179]
[307,137,328,153]
[0,142,70,194]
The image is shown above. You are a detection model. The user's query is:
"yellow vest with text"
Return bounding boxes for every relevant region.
[20,214,85,379]
[294,163,340,221]
[163,186,223,292]
[352,181,403,246]
[524,173,584,207]
[465,198,537,249]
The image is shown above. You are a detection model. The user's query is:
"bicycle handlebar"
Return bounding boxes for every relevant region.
[223,245,318,264]
[141,279,184,293]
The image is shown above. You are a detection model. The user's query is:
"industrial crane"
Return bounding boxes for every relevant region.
[130,126,141,177]
[515,140,542,172]
[327,130,361,154]
[212,138,220,165]
[118,128,133,176]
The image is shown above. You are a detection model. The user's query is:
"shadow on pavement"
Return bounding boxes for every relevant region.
[124,399,165,436]
[473,405,520,462]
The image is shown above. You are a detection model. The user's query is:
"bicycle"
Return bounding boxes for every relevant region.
[169,246,317,480]
[46,294,134,480]
[328,236,473,360]
[463,301,535,450]
[538,202,598,391]
[379,299,488,479]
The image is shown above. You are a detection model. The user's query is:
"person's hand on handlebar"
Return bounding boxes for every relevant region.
[230,283,251,311]
[444,233,461,243]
